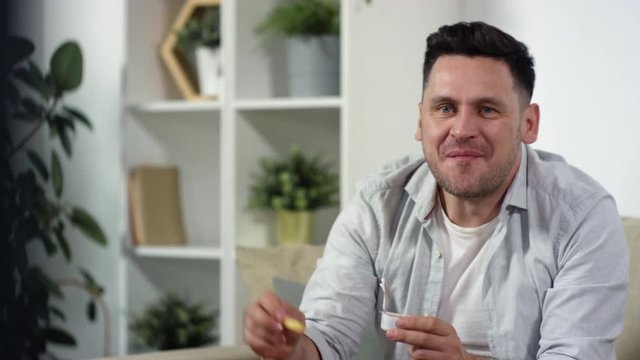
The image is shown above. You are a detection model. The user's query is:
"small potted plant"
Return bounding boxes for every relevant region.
[257,0,340,97]
[176,5,221,97]
[130,293,218,351]
[249,147,339,245]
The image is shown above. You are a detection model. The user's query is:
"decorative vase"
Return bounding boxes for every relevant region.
[194,46,222,97]
[276,209,313,245]
[285,35,339,97]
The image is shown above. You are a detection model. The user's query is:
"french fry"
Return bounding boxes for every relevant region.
[283,316,305,333]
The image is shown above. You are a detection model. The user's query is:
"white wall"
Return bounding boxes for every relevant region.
[347,0,640,218]
[345,0,462,198]
[11,0,126,358]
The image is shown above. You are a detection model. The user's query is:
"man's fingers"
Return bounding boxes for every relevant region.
[387,328,449,350]
[396,315,454,336]
[408,346,446,360]
[244,328,291,359]
[257,291,287,320]
[244,305,286,345]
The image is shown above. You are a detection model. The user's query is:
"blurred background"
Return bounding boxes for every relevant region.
[4,0,639,358]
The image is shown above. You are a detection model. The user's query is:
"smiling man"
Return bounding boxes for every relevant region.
[244,22,628,360]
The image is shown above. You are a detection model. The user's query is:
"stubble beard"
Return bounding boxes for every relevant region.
[425,140,520,199]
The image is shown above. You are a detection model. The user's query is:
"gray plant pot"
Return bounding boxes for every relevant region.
[286,35,340,97]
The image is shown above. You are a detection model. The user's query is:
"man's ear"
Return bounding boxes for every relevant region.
[521,103,540,144]
[415,102,423,141]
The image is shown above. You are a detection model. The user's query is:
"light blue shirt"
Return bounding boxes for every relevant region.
[300,144,628,360]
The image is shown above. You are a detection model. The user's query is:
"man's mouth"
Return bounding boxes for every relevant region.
[446,149,484,160]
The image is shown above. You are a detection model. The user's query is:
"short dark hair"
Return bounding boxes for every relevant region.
[422,21,535,102]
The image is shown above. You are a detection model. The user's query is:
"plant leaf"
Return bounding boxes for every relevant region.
[49,306,66,321]
[6,80,21,110]
[39,232,58,256]
[87,300,97,322]
[27,60,52,99]
[79,268,97,288]
[7,36,34,67]
[57,122,73,157]
[43,326,76,346]
[30,267,63,299]
[54,227,71,262]
[63,106,93,130]
[70,208,107,246]
[12,111,40,123]
[27,150,49,180]
[12,62,51,99]
[51,151,63,197]
[50,41,83,92]
[21,97,44,118]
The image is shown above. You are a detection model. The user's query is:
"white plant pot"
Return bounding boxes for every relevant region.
[195,46,222,97]
[286,35,339,97]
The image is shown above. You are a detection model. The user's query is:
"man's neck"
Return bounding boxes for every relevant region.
[439,188,503,227]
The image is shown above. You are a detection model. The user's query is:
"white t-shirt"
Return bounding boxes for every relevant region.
[434,201,498,357]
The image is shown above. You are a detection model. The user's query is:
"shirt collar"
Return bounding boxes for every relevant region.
[404,143,530,222]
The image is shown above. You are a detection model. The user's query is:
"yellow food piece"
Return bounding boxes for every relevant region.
[283,317,305,333]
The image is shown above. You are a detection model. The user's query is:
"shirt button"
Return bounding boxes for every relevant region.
[435,250,442,259]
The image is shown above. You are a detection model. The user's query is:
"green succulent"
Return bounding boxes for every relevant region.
[257,0,340,37]
[130,293,218,351]
[249,147,339,211]
[175,6,221,50]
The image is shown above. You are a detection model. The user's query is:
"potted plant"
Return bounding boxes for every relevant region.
[2,37,110,358]
[176,5,222,97]
[130,293,218,351]
[249,147,339,245]
[257,0,340,97]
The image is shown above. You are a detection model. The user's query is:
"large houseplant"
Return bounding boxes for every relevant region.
[249,147,339,245]
[257,0,340,96]
[176,5,222,97]
[1,37,109,358]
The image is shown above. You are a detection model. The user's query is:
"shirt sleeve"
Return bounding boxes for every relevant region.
[538,196,629,359]
[299,189,381,360]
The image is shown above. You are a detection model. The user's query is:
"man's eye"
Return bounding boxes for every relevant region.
[480,107,499,117]
[438,105,454,113]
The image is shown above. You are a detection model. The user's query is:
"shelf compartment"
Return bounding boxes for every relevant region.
[133,245,222,259]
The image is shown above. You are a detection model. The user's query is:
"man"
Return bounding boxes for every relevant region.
[244,21,628,360]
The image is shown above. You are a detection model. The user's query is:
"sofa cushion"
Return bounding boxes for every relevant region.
[617,217,640,360]
[236,245,324,302]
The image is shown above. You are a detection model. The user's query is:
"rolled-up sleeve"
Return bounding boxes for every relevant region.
[300,190,380,360]
[538,196,629,359]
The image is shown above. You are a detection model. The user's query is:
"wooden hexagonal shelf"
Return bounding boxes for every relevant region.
[161,0,221,100]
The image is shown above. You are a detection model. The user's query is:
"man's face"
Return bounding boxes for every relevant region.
[416,55,539,199]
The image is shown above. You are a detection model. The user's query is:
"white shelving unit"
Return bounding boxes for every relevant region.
[121,0,347,353]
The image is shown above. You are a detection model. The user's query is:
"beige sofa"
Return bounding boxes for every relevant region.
[101,217,639,360]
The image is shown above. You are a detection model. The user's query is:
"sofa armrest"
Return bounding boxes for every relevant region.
[95,345,259,360]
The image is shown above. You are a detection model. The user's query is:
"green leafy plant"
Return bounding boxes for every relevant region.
[175,6,221,50]
[130,293,218,351]
[257,0,340,37]
[1,36,109,359]
[249,147,339,211]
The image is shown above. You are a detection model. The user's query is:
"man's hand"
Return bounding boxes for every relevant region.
[385,315,485,360]
[243,291,307,360]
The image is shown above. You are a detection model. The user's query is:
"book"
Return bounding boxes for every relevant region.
[128,166,187,246]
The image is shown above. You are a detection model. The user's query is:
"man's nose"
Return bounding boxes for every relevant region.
[449,107,480,142]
